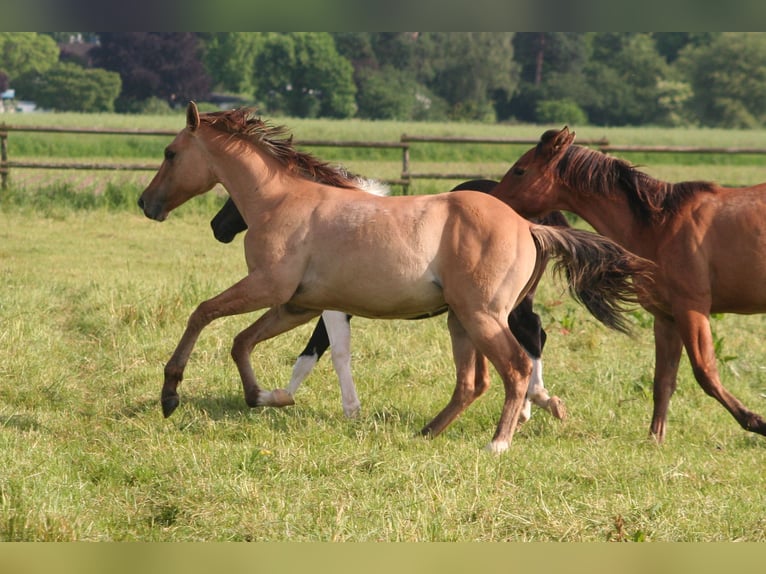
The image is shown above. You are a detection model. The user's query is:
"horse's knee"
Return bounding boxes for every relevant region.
[230,332,252,363]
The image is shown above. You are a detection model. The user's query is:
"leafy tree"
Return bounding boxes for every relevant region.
[652,32,719,63]
[14,62,121,112]
[370,33,421,72]
[513,33,591,86]
[0,32,59,80]
[202,33,263,95]
[676,33,766,128]
[253,33,356,118]
[331,32,377,71]
[355,65,446,121]
[91,33,211,111]
[418,33,519,121]
[507,33,592,122]
[575,34,673,126]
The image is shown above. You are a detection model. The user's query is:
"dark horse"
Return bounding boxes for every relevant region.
[210,179,570,423]
[493,126,766,442]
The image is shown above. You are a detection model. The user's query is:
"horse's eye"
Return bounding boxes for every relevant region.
[513,167,526,176]
[164,148,176,161]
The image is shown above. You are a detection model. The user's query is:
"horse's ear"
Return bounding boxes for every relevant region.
[540,126,575,160]
[186,101,200,132]
[553,126,576,152]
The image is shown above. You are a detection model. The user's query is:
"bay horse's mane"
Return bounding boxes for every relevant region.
[546,136,717,224]
[200,108,358,189]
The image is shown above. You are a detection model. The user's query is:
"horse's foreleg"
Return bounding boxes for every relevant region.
[420,311,487,438]
[649,313,683,442]
[323,311,361,418]
[231,306,321,409]
[522,354,566,422]
[161,274,268,418]
[285,315,331,399]
[676,309,766,437]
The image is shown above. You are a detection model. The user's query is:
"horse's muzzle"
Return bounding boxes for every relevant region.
[137,196,167,221]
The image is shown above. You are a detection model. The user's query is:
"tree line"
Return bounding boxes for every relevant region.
[2,32,766,128]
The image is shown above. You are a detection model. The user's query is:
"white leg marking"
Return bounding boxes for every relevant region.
[323,311,361,418]
[526,357,550,408]
[525,357,566,421]
[257,388,295,407]
[486,440,510,454]
[286,354,319,397]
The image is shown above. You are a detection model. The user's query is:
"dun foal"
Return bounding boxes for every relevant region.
[138,103,651,452]
[209,179,570,423]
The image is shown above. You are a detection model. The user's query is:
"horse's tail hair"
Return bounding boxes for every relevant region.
[529,225,655,334]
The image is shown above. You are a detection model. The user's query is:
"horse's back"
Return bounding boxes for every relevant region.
[663,184,766,312]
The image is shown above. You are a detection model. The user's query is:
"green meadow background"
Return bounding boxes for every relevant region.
[1,111,765,541]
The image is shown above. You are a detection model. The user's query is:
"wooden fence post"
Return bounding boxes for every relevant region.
[401,140,410,195]
[1,125,8,190]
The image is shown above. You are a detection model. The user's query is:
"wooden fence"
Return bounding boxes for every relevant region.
[4,124,766,193]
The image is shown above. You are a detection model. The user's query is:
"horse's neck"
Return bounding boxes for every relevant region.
[566,186,656,259]
[212,143,295,215]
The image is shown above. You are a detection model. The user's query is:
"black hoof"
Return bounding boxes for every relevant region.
[162,395,179,418]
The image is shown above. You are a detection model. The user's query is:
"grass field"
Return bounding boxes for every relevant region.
[1,114,766,541]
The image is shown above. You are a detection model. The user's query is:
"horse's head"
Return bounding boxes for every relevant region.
[138,102,219,221]
[492,126,576,218]
[210,197,248,243]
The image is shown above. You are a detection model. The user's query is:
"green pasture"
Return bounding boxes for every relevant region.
[1,114,765,541]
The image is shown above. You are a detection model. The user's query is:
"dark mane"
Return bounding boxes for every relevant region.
[555,145,717,224]
[200,108,358,189]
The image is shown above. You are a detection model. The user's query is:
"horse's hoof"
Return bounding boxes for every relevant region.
[548,396,567,421]
[267,388,295,408]
[485,440,509,454]
[161,395,179,418]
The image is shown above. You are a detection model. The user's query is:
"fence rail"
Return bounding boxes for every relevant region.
[4,124,766,193]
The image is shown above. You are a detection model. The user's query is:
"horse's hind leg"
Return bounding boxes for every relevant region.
[676,309,766,437]
[324,311,361,418]
[464,312,532,453]
[420,311,489,438]
[285,311,359,417]
[649,313,684,442]
[508,301,566,422]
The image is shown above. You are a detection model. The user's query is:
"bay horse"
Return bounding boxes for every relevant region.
[138,103,652,452]
[492,126,766,443]
[210,179,570,423]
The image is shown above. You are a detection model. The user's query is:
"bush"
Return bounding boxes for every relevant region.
[14,63,121,112]
[535,99,587,126]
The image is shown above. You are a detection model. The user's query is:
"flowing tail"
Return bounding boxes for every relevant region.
[530,225,655,334]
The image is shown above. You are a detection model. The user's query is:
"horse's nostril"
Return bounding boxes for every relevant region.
[137,197,145,209]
